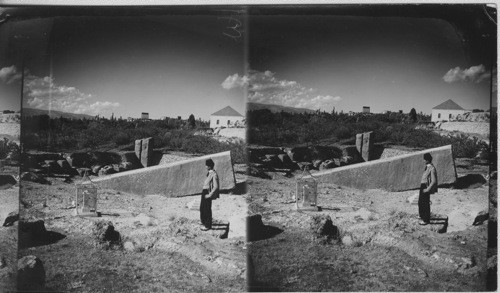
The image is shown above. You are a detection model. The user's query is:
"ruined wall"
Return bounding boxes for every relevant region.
[218,128,246,140]
[439,122,490,136]
[310,145,457,192]
[91,151,236,196]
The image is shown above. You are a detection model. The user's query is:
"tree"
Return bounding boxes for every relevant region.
[409,108,417,123]
[188,114,196,129]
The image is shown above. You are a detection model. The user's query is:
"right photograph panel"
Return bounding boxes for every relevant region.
[244,5,497,292]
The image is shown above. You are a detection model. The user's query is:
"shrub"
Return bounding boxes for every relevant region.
[451,134,488,158]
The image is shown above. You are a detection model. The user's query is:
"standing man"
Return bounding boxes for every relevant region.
[419,153,438,225]
[200,158,220,231]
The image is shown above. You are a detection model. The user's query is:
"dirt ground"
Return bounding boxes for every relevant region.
[247,158,492,292]
[16,163,248,292]
[0,167,19,292]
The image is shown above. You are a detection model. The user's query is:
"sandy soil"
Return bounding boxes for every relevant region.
[15,163,248,292]
[247,158,492,291]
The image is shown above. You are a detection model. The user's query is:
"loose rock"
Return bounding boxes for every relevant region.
[18,255,46,291]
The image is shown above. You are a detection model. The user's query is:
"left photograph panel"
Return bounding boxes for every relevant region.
[1,6,247,292]
[0,7,22,291]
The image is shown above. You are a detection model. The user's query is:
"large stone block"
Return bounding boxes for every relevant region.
[135,137,154,167]
[310,145,457,192]
[361,131,374,161]
[356,133,363,154]
[142,137,154,167]
[91,151,236,196]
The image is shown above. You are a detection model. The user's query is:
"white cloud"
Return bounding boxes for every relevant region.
[0,65,22,84]
[23,73,119,116]
[221,69,341,110]
[443,64,491,83]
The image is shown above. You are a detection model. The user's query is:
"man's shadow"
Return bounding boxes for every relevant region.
[428,215,448,233]
[211,222,230,238]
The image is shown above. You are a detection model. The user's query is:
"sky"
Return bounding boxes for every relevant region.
[222,6,496,114]
[0,6,496,117]
[0,8,246,120]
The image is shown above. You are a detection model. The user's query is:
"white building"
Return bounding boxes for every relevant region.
[209,106,244,129]
[431,99,468,122]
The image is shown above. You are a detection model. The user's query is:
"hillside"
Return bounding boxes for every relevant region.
[23,108,94,120]
[247,102,315,114]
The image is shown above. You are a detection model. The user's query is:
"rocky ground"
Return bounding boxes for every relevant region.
[13,160,247,292]
[0,166,20,292]
[247,157,494,291]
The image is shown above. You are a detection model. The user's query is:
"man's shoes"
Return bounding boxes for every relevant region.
[419,221,430,225]
[200,226,210,231]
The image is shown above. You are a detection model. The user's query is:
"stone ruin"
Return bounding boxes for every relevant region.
[135,137,154,167]
[20,137,158,182]
[248,131,379,172]
[356,131,374,162]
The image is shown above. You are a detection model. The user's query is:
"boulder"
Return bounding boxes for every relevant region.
[309,145,343,161]
[98,165,117,176]
[342,235,353,246]
[277,154,293,167]
[297,162,313,171]
[18,255,45,291]
[20,172,51,185]
[134,213,156,227]
[310,215,339,242]
[285,147,311,162]
[41,160,64,174]
[248,165,272,179]
[22,155,41,169]
[247,214,265,241]
[120,152,142,169]
[119,161,134,171]
[92,220,121,249]
[340,145,363,164]
[319,160,337,171]
[92,165,103,175]
[19,220,48,248]
[263,154,284,169]
[89,152,121,166]
[56,159,71,170]
[312,159,323,170]
[30,153,64,163]
[76,168,92,177]
[66,153,92,168]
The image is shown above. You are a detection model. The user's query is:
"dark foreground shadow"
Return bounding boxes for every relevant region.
[223,181,247,195]
[0,174,16,189]
[454,174,487,189]
[248,224,284,242]
[247,254,281,292]
[19,221,67,249]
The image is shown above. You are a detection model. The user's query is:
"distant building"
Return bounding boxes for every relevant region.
[210,106,244,129]
[362,106,370,113]
[141,112,149,120]
[431,99,468,122]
